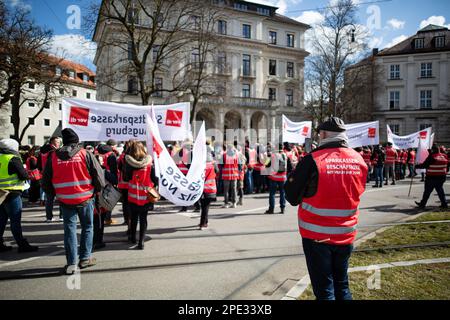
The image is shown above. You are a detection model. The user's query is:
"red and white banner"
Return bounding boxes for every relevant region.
[386,125,432,150]
[62,98,191,142]
[282,115,312,144]
[345,121,379,148]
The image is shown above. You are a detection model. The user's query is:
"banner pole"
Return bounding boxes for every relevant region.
[407,174,414,197]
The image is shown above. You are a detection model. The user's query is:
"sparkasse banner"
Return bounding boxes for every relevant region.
[282,115,312,144]
[386,125,432,150]
[345,121,379,148]
[62,98,191,142]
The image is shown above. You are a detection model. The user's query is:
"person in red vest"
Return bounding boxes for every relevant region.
[236,145,246,206]
[252,144,265,194]
[245,141,256,195]
[407,148,416,178]
[118,140,135,235]
[199,151,218,229]
[123,142,156,249]
[222,144,239,208]
[415,144,448,209]
[177,142,192,212]
[384,142,397,185]
[25,146,42,204]
[265,144,290,214]
[400,149,408,180]
[38,136,61,222]
[361,146,372,183]
[284,117,368,300]
[42,129,105,274]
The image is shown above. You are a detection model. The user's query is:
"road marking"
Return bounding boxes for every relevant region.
[0,248,65,269]
[283,257,450,300]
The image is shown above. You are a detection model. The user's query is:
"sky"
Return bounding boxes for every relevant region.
[5,0,450,71]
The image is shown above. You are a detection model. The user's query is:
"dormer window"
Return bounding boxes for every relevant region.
[69,70,75,79]
[257,7,270,16]
[414,38,424,49]
[435,36,445,48]
[234,3,247,11]
[55,67,62,76]
[83,74,89,83]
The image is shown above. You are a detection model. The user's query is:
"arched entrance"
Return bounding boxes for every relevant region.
[195,108,216,130]
[224,110,243,143]
[250,111,268,143]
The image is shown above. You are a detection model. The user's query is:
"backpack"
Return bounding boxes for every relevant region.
[276,153,287,173]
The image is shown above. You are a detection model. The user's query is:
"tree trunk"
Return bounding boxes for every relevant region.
[10,86,21,143]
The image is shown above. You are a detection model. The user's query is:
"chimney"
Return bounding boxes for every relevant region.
[372,48,379,56]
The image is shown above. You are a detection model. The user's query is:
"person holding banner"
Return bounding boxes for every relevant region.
[199,152,218,230]
[414,144,448,210]
[123,142,156,249]
[407,148,416,178]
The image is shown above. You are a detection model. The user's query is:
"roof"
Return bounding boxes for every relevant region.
[377,24,450,56]
[269,14,311,29]
[44,54,96,88]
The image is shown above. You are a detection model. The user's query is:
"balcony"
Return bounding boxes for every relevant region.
[230,97,273,109]
[214,64,232,76]
[238,67,256,79]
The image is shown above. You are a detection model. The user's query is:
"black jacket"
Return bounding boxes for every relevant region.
[284,140,348,206]
[42,144,106,206]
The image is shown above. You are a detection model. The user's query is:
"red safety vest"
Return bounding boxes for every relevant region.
[385,147,397,165]
[222,153,239,180]
[178,162,189,176]
[248,148,257,168]
[269,153,287,182]
[426,153,448,177]
[362,150,371,166]
[408,151,416,164]
[298,148,368,245]
[51,149,94,205]
[117,153,128,190]
[26,156,42,181]
[127,162,154,206]
[203,162,217,194]
[100,151,113,171]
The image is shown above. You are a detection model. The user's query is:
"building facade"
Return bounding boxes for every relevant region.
[346,25,450,145]
[93,0,310,143]
[0,58,96,146]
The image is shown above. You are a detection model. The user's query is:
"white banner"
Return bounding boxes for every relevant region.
[345,121,379,148]
[282,115,312,144]
[147,111,206,206]
[386,125,432,150]
[62,98,190,142]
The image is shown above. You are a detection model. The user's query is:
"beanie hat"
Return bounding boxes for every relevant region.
[61,128,79,145]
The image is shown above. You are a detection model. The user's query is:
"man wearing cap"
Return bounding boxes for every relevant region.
[0,139,39,253]
[285,117,368,300]
[42,129,105,274]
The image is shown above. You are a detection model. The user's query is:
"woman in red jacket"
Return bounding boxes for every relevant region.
[26,146,42,204]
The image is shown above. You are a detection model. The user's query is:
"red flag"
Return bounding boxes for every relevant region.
[153,136,163,158]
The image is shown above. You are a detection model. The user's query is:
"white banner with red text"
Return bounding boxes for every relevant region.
[62,98,191,142]
[345,121,380,148]
[386,125,432,150]
[282,115,312,144]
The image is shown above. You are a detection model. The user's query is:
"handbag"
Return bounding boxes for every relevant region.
[145,186,160,204]
[98,184,122,211]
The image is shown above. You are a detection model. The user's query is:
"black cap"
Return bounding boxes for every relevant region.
[106,139,117,146]
[61,128,79,145]
[317,117,346,133]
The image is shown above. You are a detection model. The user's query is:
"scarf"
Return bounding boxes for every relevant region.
[319,132,349,147]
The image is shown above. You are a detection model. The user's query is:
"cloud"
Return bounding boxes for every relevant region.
[48,34,97,69]
[419,15,450,29]
[383,35,408,49]
[369,36,383,49]
[295,10,325,26]
[8,0,31,11]
[387,18,405,30]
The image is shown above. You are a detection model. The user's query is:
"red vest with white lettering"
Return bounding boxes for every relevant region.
[222,153,239,180]
[117,153,128,190]
[385,147,397,165]
[408,151,416,164]
[426,153,448,177]
[298,148,368,245]
[203,162,217,194]
[51,149,94,205]
[269,153,287,182]
[128,162,154,206]
[362,150,371,166]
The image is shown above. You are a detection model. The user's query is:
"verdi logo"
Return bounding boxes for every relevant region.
[301,126,309,136]
[165,110,183,127]
[419,131,427,139]
[368,127,376,138]
[69,107,90,127]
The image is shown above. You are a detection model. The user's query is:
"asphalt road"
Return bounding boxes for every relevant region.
[0,178,448,300]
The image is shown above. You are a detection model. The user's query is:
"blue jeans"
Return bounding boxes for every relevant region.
[374,166,384,185]
[245,169,253,194]
[0,194,24,244]
[61,200,94,266]
[302,238,353,300]
[269,179,285,209]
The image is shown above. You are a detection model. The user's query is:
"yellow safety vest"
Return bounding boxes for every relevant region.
[0,154,25,191]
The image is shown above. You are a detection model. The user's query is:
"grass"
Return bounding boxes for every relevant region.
[298,211,450,300]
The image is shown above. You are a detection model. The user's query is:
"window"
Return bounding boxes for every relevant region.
[420,63,432,78]
[28,136,35,146]
[72,90,77,97]
[59,103,62,110]
[242,54,251,76]
[44,136,50,143]
[414,38,424,49]
[153,77,163,97]
[242,84,250,98]
[128,76,138,94]
[419,123,432,131]
[389,124,400,135]
[44,119,50,127]
[234,3,248,11]
[127,6,140,24]
[86,92,91,99]
[152,45,160,63]
[286,89,293,106]
[28,82,35,89]
[217,82,226,96]
[269,59,277,76]
[191,48,200,68]
[128,41,135,61]
[257,7,270,16]
[389,91,400,109]
[28,118,35,125]
[152,11,163,27]
[269,31,277,45]
[55,67,62,76]
[44,102,50,109]
[420,90,432,109]
[59,88,65,95]
[69,70,75,79]
[28,102,35,108]
[83,74,89,83]
[390,64,400,79]
[435,36,445,48]
[243,24,251,39]
[191,15,200,30]
[287,34,295,47]
[268,88,276,101]
[218,20,227,35]
[218,52,227,74]
[287,62,294,78]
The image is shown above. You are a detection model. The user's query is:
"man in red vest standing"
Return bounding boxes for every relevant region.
[384,142,397,185]
[285,117,368,300]
[42,129,105,275]
[415,144,448,209]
